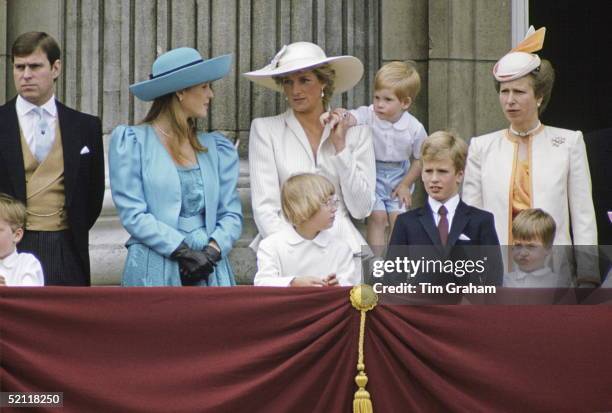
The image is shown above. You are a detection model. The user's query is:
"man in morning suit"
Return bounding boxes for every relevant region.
[0,32,104,286]
[387,131,503,287]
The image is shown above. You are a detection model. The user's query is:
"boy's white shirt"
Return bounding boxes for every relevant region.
[503,266,565,288]
[428,194,460,228]
[254,226,358,287]
[349,105,427,162]
[0,250,44,286]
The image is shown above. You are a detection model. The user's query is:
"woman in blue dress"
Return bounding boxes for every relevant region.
[109,47,242,286]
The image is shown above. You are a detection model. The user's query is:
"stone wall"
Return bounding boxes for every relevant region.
[1,0,513,285]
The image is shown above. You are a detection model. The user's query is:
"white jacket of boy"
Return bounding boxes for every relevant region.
[254,226,358,286]
[0,250,44,286]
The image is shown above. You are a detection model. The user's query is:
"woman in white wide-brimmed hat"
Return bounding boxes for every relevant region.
[109,47,242,286]
[462,27,598,287]
[244,42,376,285]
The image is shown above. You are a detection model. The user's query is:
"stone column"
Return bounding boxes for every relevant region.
[5,0,63,100]
[428,0,510,141]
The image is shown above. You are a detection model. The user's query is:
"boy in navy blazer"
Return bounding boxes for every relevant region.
[387,131,503,287]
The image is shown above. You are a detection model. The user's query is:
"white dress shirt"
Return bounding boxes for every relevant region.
[248,109,376,255]
[16,94,58,158]
[428,194,460,228]
[254,226,358,287]
[350,105,427,162]
[0,250,44,286]
[503,266,566,288]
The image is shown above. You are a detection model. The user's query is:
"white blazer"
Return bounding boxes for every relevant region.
[248,109,376,255]
[463,126,598,283]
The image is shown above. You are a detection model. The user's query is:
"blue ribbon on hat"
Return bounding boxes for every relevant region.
[149,58,204,79]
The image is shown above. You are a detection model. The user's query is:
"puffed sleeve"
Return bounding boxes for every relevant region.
[462,137,484,208]
[248,118,284,238]
[328,125,376,219]
[567,131,597,246]
[108,125,185,257]
[209,132,243,257]
[253,236,294,287]
[412,121,427,160]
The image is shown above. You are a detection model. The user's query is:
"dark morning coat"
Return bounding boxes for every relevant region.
[0,97,105,284]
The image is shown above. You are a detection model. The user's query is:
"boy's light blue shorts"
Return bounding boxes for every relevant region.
[373,160,410,213]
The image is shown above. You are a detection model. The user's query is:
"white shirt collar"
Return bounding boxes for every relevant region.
[16,94,57,117]
[428,193,460,216]
[372,106,412,131]
[0,250,19,269]
[286,226,332,248]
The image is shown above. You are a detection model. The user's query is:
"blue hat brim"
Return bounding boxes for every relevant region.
[130,54,232,101]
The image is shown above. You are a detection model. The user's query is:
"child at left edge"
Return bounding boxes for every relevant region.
[253,173,357,287]
[0,193,44,286]
[322,61,427,256]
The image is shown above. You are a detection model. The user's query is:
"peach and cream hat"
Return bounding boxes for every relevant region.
[493,26,546,82]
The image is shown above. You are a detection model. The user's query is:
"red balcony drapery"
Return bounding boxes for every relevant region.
[1,287,611,412]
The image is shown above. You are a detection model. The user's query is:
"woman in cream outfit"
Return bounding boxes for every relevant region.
[462,27,598,286]
[244,42,375,285]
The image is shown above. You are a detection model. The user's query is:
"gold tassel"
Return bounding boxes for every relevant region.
[350,285,378,413]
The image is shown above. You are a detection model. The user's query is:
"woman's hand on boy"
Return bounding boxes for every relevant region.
[392,183,412,209]
[320,108,356,129]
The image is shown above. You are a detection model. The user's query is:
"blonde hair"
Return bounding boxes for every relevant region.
[421,131,468,173]
[274,63,336,109]
[512,208,556,248]
[0,193,26,232]
[281,173,335,225]
[374,61,421,102]
[141,91,207,165]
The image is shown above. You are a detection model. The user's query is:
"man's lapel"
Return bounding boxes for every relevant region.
[56,100,80,206]
[447,200,470,247]
[418,203,444,251]
[0,98,27,201]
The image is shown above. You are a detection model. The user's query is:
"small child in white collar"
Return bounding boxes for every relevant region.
[504,208,563,288]
[254,173,357,287]
[321,61,427,256]
[0,193,44,286]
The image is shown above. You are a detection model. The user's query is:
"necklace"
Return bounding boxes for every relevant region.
[154,123,172,138]
[509,121,541,137]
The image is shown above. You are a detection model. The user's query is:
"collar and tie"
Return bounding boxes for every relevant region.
[33,106,52,163]
[438,205,449,246]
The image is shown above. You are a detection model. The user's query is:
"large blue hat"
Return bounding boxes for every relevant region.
[130,47,232,101]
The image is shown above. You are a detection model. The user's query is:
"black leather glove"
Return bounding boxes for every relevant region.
[171,242,221,286]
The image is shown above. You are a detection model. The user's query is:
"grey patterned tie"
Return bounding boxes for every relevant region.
[33,107,51,163]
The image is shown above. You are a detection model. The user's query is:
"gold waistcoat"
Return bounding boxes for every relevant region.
[20,125,69,231]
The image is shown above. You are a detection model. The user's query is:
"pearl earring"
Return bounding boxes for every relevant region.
[321,89,325,98]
